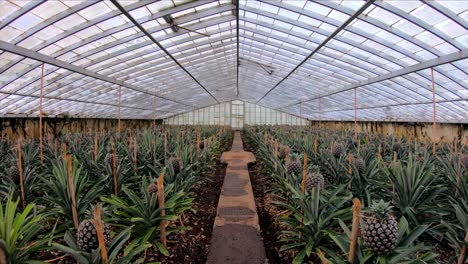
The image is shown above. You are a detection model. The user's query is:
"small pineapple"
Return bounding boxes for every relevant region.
[287,153,302,176]
[77,220,111,252]
[104,153,118,167]
[362,200,399,256]
[199,140,205,150]
[278,144,289,160]
[306,165,325,191]
[147,183,157,193]
[353,158,365,173]
[461,154,468,169]
[9,166,20,184]
[169,156,182,174]
[392,142,401,153]
[332,143,345,158]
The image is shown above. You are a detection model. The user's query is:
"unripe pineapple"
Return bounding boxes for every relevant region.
[332,143,345,158]
[362,200,399,256]
[353,158,365,173]
[77,220,111,252]
[392,142,401,153]
[104,153,118,167]
[287,153,302,176]
[9,166,20,184]
[278,144,289,160]
[199,140,205,150]
[306,165,324,191]
[147,183,157,193]
[169,156,182,174]
[460,154,468,169]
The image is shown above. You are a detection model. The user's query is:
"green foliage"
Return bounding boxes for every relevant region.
[0,193,46,263]
[53,227,150,264]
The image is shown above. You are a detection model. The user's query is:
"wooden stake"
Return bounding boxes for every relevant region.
[17,139,25,209]
[93,204,108,264]
[39,63,45,165]
[62,143,67,161]
[274,140,278,172]
[157,173,167,247]
[349,198,361,264]
[112,144,118,196]
[301,153,308,193]
[153,96,157,130]
[430,67,437,157]
[92,133,97,161]
[457,230,468,264]
[67,155,79,230]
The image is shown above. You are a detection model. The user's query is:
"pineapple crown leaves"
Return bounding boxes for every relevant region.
[364,200,395,219]
[309,165,321,174]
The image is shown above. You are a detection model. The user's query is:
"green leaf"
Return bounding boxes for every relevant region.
[155,241,169,256]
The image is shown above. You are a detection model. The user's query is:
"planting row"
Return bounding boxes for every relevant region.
[0,126,233,263]
[244,125,467,264]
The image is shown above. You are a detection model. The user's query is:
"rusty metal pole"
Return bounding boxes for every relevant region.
[39,63,45,165]
[118,86,122,138]
[354,88,357,140]
[153,96,157,129]
[430,68,437,157]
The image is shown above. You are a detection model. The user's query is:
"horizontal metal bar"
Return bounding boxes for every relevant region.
[0,40,192,108]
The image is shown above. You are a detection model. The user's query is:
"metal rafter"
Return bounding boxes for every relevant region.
[255,0,376,103]
[0,40,192,107]
[111,0,220,104]
[282,49,468,108]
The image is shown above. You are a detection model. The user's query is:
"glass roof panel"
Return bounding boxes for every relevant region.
[0,0,466,122]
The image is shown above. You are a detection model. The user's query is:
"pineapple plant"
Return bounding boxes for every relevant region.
[77,219,111,252]
[287,153,302,176]
[353,157,365,173]
[362,200,399,256]
[169,156,182,174]
[332,142,345,158]
[306,165,324,191]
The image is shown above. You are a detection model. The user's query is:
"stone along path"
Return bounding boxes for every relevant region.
[206,131,266,264]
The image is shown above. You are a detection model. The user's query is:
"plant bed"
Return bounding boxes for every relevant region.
[243,133,294,264]
[141,159,227,264]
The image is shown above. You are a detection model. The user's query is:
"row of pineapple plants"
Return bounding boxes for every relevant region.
[244,125,467,263]
[0,125,233,263]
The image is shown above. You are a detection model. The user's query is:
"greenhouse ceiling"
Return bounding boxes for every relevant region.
[0,0,466,123]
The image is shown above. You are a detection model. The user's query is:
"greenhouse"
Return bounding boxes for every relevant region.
[0,0,466,263]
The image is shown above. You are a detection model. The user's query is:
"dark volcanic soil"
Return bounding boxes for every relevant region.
[242,133,293,264]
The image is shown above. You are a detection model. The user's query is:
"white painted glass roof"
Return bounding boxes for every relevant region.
[0,0,466,122]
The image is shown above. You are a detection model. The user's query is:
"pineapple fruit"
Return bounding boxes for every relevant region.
[306,165,324,191]
[77,219,111,252]
[362,200,399,256]
[353,158,365,173]
[287,153,302,176]
[9,166,20,184]
[104,153,118,167]
[461,154,468,169]
[169,156,182,174]
[147,183,157,193]
[332,143,345,158]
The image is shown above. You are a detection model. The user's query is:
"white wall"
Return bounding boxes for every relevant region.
[163,100,309,126]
